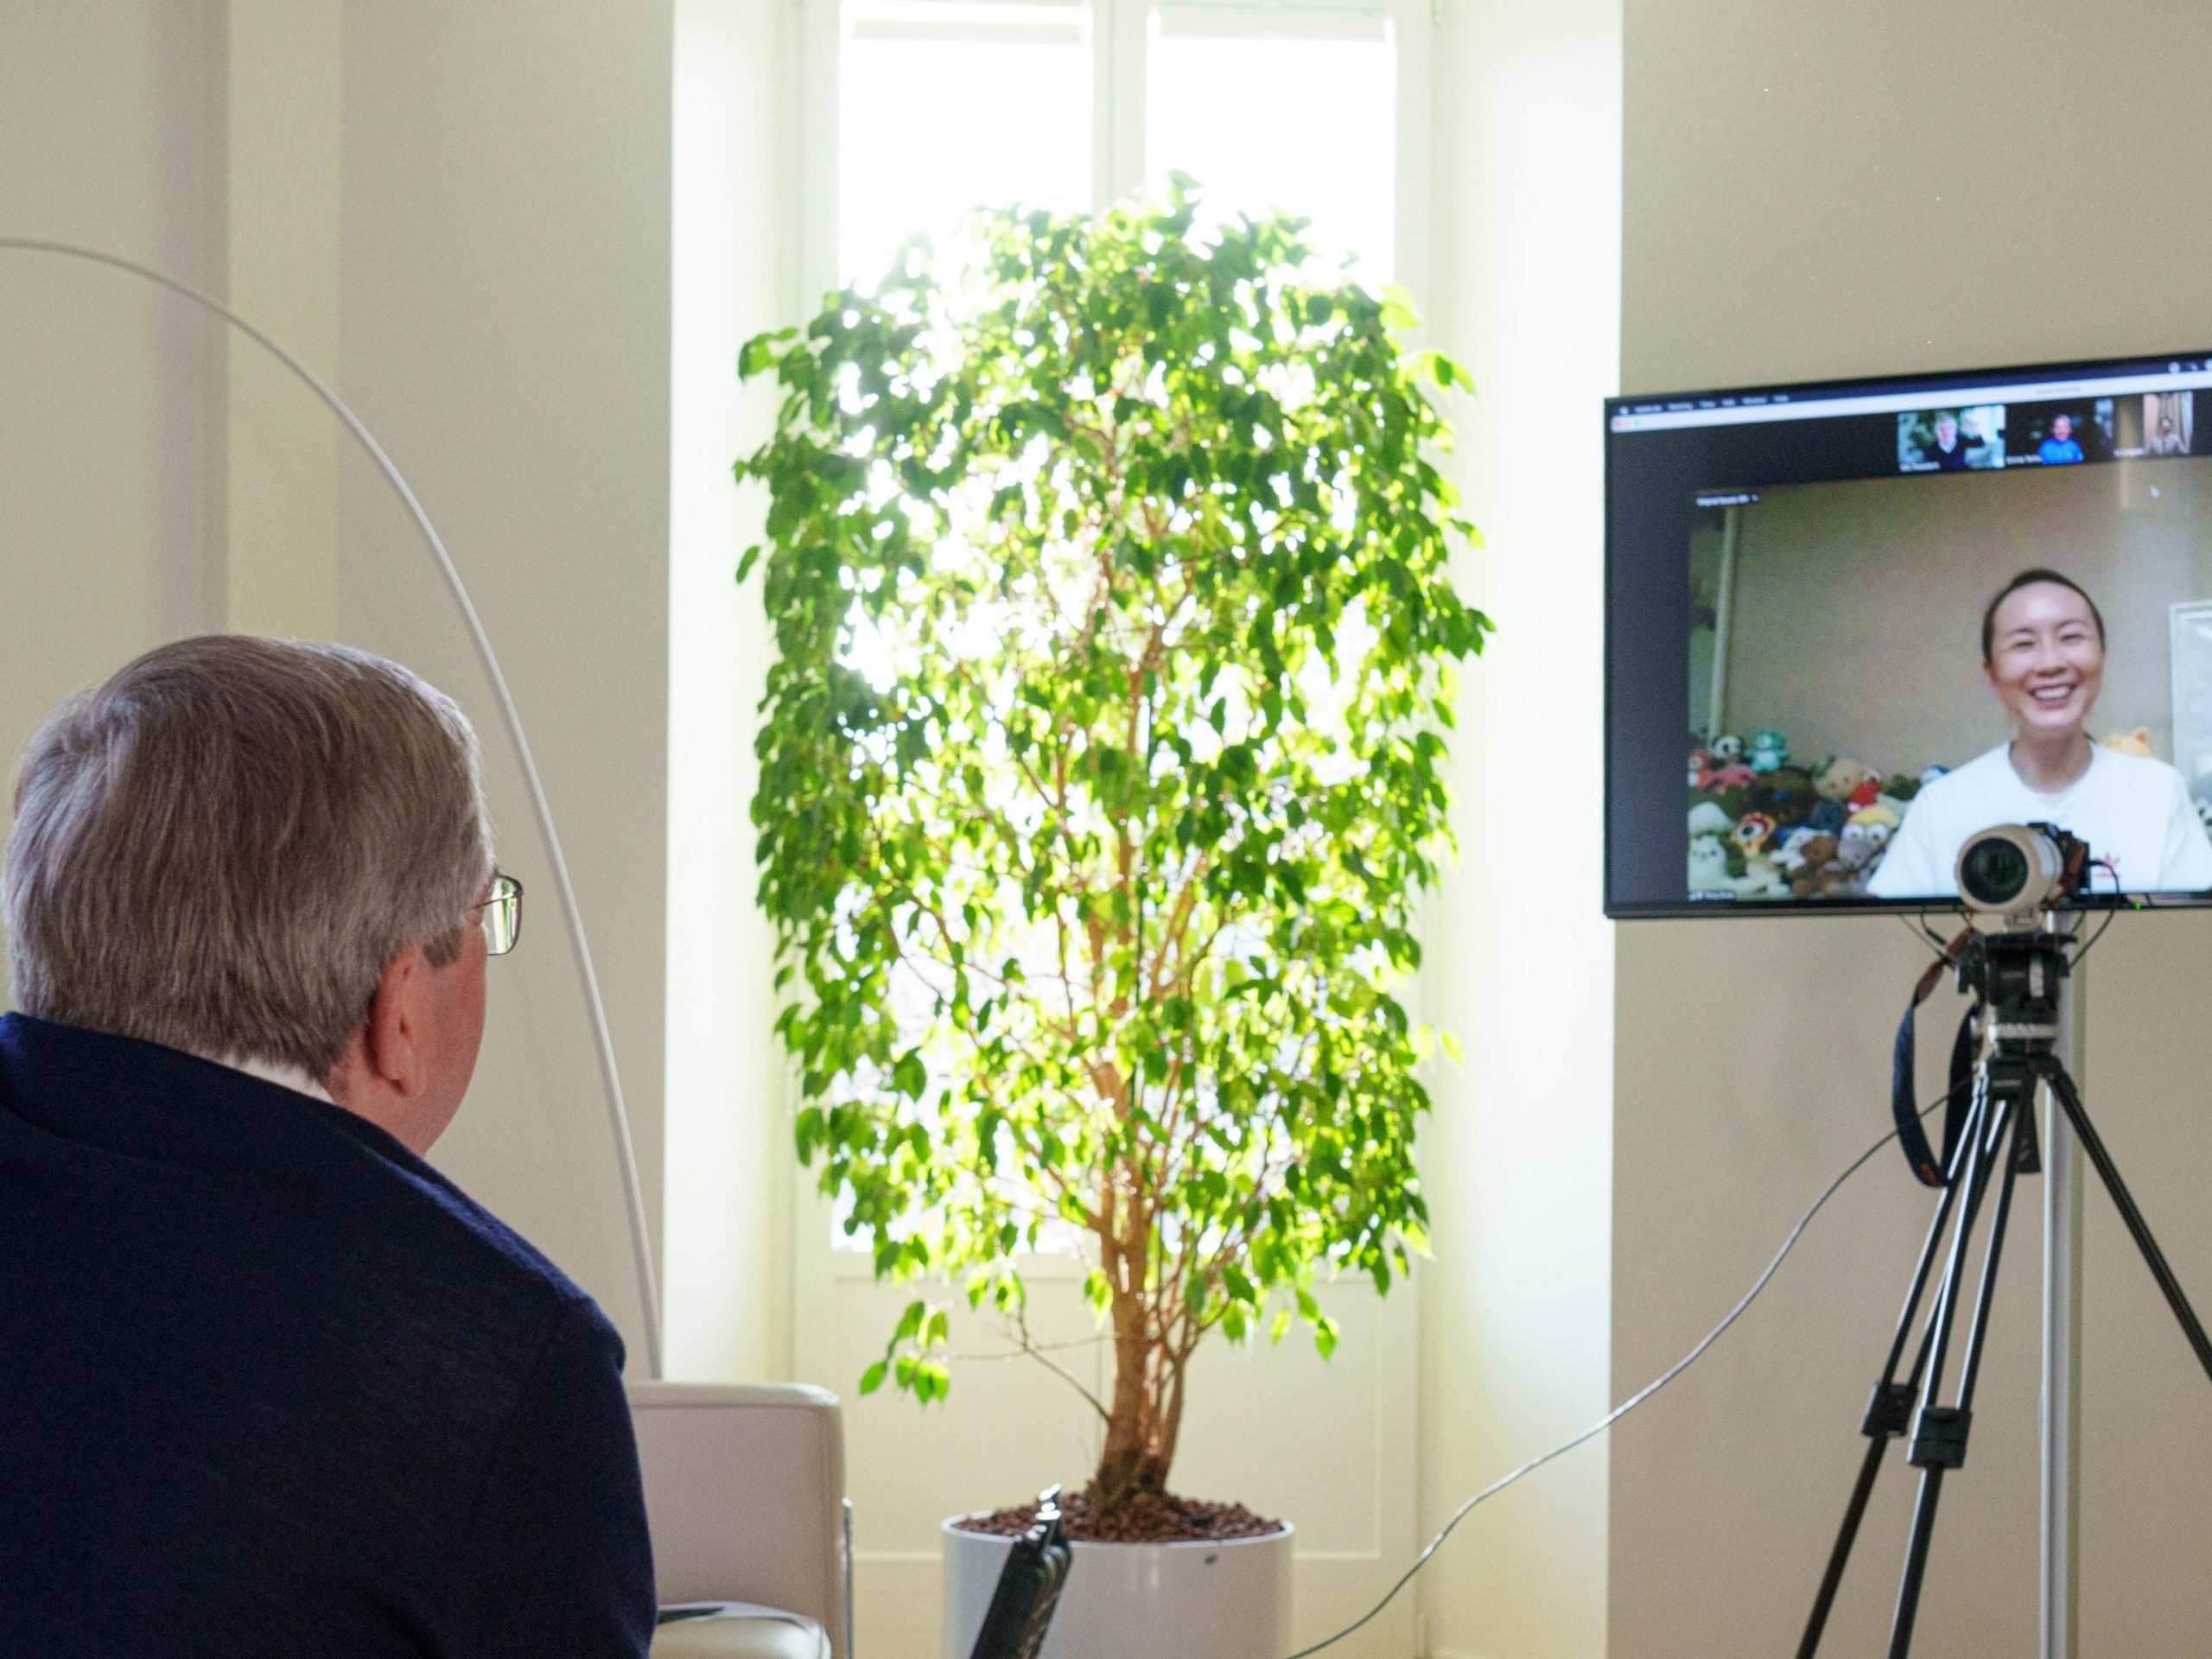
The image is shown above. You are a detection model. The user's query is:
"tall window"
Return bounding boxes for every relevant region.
[836,2,1095,286]
[823,0,1418,296]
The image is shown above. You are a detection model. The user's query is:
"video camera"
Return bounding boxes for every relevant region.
[1955,821,2093,924]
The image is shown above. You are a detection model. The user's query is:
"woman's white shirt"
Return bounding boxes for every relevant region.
[1867,742,2212,898]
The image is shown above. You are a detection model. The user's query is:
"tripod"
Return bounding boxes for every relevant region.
[1796,924,2212,1659]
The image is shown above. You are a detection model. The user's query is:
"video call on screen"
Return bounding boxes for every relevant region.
[1605,352,2212,917]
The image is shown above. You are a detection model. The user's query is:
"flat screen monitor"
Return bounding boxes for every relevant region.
[1606,349,2212,918]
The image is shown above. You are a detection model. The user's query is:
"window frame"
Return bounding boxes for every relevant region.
[798,0,1433,309]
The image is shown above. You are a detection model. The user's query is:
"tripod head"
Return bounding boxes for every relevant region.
[1951,926,2068,1054]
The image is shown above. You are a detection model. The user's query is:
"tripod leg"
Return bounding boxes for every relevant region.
[1888,1465,1947,1659]
[2044,1065,2212,1386]
[1796,1361,1921,1659]
[1796,1150,1973,1654]
[1797,1093,1987,1659]
[1951,1101,2035,1410]
[1889,1099,2020,1659]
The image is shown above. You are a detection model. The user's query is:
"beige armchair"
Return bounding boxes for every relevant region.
[629,1382,852,1659]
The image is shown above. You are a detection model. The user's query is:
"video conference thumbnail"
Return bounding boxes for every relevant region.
[1687,454,2212,903]
[1897,392,2195,475]
[1897,405,2004,471]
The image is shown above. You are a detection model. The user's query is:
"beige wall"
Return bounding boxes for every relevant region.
[1619,3,2212,1655]
[224,0,342,644]
[0,1,226,819]
[1722,461,2212,773]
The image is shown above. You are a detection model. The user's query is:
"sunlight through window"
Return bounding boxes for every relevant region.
[1145,5,1398,288]
[837,1,1094,288]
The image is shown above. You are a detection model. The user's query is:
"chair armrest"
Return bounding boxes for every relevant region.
[628,1382,849,1659]
[652,1603,830,1659]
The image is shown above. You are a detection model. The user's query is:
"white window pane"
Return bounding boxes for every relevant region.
[1144,5,1397,288]
[839,2,1094,287]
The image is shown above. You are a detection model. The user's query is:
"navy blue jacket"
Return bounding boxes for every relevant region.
[0,1014,654,1656]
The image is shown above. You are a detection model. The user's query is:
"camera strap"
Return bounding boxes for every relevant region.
[1891,930,1977,1187]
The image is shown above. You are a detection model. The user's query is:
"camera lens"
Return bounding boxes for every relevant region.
[1960,836,2030,906]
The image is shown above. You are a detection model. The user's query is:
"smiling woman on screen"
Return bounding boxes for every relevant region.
[1869,569,2212,898]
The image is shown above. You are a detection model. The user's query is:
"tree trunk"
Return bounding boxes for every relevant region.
[1089,1267,1185,1517]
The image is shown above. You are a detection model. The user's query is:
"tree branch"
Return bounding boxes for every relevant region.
[1001,1299,1112,1425]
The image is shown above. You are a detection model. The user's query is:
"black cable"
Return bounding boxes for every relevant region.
[1899,910,1959,963]
[2069,906,2121,967]
[1281,1081,1967,1659]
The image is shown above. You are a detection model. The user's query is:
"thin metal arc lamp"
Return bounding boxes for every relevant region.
[0,236,664,1378]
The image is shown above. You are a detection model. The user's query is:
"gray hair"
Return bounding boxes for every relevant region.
[3,636,493,1077]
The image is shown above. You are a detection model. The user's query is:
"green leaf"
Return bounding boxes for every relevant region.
[893,1051,928,1100]
[737,327,795,380]
[894,1299,926,1343]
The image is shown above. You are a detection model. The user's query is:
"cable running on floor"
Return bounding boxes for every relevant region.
[1283,1079,1971,1658]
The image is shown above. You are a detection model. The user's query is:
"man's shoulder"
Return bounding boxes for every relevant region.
[0,1014,615,1367]
[311,1115,627,1381]
[372,1143,606,1324]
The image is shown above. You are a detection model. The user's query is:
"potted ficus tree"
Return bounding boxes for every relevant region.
[736,182,1484,1659]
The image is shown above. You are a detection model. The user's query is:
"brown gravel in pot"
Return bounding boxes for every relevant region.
[953,1488,1284,1544]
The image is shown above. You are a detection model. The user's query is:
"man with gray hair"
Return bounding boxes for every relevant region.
[0,636,653,1656]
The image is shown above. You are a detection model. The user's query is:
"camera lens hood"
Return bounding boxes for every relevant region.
[1956,823,2067,916]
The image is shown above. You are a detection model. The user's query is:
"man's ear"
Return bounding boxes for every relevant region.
[359,945,428,1093]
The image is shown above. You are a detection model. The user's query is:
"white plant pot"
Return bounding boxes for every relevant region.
[941,1514,1293,1659]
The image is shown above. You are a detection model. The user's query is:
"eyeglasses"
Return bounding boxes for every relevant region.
[469,872,524,957]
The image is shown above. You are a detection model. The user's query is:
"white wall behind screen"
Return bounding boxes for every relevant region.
[664,0,793,1385]
[1414,4,1621,1657]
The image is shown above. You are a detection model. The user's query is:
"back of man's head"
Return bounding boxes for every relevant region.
[3,636,493,1078]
